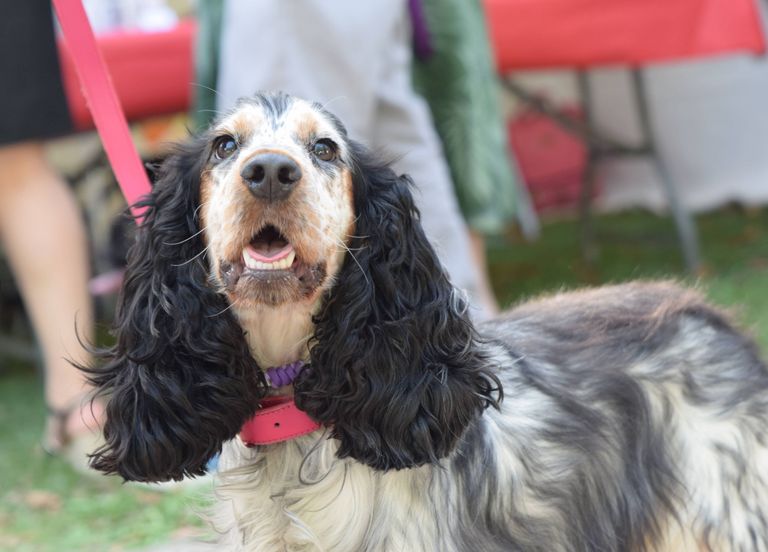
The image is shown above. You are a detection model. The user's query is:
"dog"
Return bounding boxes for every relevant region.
[83,92,768,551]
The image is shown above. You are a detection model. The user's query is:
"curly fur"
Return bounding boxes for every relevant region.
[81,94,768,551]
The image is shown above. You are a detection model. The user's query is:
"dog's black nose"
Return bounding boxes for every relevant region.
[241,153,302,202]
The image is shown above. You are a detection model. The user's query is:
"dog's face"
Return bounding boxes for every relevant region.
[85,92,499,483]
[200,96,355,307]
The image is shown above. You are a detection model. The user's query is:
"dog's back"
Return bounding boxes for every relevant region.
[475,281,768,551]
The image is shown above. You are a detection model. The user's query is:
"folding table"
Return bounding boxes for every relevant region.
[484,0,766,271]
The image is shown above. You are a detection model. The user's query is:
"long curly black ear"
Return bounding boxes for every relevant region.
[83,138,266,482]
[294,143,501,470]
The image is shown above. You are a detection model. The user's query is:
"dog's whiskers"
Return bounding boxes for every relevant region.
[162,226,206,246]
[316,95,348,114]
[342,215,367,240]
[302,219,370,286]
[191,82,222,98]
[160,202,210,247]
[192,199,210,222]
[171,244,210,267]
[332,240,368,286]
[207,297,242,318]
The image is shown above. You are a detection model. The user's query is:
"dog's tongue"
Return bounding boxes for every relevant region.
[246,238,293,262]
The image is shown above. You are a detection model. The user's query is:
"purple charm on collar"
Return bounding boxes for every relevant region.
[265,361,304,388]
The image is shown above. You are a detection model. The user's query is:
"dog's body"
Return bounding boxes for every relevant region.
[86,94,768,551]
[213,282,768,551]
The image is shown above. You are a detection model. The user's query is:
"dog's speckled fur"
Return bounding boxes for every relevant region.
[84,93,768,551]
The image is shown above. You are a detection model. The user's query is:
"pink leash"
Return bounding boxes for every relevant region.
[52,0,152,219]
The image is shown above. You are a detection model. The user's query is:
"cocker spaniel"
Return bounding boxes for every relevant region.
[84,92,768,551]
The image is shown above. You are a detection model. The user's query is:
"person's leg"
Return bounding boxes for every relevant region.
[468,229,499,317]
[0,142,99,444]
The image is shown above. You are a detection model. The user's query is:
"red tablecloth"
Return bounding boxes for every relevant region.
[56,4,766,128]
[485,0,766,71]
[58,20,195,131]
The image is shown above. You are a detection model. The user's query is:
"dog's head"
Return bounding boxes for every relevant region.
[87,93,500,481]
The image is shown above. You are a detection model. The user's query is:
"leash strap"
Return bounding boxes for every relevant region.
[52,0,152,219]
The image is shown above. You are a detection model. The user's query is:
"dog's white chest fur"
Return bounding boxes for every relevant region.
[236,304,316,368]
[214,437,446,552]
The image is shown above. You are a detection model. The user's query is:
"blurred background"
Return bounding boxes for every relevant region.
[1,0,766,550]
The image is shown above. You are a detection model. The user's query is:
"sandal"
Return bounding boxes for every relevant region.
[43,395,210,490]
[42,394,107,478]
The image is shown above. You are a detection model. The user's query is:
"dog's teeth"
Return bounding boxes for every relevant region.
[242,248,296,270]
[243,251,259,269]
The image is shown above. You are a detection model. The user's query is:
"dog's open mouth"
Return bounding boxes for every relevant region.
[219,224,327,305]
[243,225,297,271]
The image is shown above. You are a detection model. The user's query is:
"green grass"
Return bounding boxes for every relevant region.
[0,362,211,552]
[0,207,766,550]
[488,207,768,347]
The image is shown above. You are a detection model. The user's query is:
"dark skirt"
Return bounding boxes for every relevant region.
[0,0,73,145]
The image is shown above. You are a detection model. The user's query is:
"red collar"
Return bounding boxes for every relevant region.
[239,396,321,446]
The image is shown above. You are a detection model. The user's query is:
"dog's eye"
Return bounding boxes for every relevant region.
[213,136,238,160]
[311,139,337,162]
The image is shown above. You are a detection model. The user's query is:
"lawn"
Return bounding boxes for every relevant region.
[0,207,766,550]
[488,207,768,347]
[0,361,213,552]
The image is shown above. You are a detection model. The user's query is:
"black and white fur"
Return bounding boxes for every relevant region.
[84,93,768,551]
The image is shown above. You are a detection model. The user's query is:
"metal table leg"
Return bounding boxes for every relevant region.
[632,69,701,272]
[503,69,702,273]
